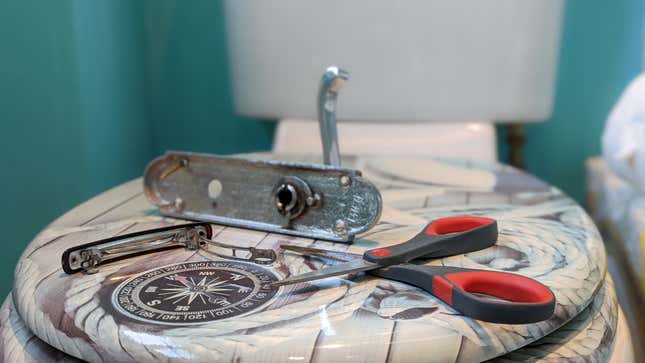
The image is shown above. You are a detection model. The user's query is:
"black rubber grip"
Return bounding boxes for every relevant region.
[363,216,497,265]
[371,264,555,324]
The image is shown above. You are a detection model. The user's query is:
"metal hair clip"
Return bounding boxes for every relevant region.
[61,223,277,274]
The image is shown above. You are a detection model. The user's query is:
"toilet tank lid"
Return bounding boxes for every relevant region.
[224,0,564,123]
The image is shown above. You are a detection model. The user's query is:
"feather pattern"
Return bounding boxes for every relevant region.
[10,156,608,362]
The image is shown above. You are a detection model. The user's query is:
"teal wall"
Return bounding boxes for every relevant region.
[142,1,275,155]
[498,0,645,203]
[0,0,274,296]
[0,1,643,298]
[1,2,87,298]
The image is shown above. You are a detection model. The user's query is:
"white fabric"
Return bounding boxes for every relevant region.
[602,74,645,191]
[587,157,645,278]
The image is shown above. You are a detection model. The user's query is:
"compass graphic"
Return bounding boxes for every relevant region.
[112,261,279,325]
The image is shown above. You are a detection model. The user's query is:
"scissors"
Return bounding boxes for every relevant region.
[274,216,555,324]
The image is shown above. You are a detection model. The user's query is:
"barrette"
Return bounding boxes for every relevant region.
[61,222,277,274]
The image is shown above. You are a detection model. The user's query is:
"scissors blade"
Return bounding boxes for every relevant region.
[272,258,379,286]
[280,244,356,262]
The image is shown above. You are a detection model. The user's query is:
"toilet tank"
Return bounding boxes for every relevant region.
[224,0,564,123]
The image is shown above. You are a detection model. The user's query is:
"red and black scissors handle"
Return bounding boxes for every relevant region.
[370,264,555,324]
[363,216,498,266]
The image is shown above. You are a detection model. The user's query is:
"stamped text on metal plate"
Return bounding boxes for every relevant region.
[144,151,382,242]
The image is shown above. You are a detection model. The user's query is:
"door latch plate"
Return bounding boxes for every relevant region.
[143,151,382,242]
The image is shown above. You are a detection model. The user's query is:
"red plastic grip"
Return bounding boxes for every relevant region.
[443,270,554,304]
[425,216,495,236]
[369,249,392,257]
[431,276,455,305]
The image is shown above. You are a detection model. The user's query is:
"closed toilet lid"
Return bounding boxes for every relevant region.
[11,156,606,362]
[1,276,622,362]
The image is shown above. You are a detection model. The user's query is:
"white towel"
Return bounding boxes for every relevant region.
[602,74,645,191]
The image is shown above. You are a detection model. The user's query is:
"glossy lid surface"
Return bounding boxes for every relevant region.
[13,156,606,362]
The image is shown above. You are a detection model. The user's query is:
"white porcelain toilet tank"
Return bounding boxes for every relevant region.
[224,0,564,123]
